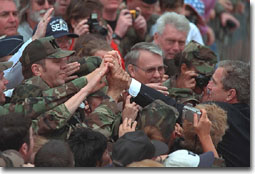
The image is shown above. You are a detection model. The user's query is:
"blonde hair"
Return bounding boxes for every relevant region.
[181,103,229,154]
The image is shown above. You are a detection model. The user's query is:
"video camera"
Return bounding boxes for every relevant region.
[87,13,108,36]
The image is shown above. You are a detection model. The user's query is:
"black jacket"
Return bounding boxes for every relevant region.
[212,102,250,167]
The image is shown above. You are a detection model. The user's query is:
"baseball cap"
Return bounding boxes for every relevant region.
[112,130,169,167]
[33,16,78,39]
[164,149,215,167]
[182,40,217,76]
[142,0,158,4]
[20,36,75,66]
[138,99,178,142]
[0,61,13,72]
[0,35,24,58]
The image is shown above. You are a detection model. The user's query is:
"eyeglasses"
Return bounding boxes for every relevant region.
[35,0,56,6]
[132,64,167,75]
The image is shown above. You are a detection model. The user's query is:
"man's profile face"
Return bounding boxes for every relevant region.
[0,0,19,36]
[203,67,229,102]
[39,57,67,87]
[0,71,8,104]
[128,50,164,84]
[154,24,187,59]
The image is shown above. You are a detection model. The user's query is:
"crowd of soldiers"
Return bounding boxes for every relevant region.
[0,0,250,168]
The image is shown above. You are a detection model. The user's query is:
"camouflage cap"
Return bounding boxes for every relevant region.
[168,88,199,105]
[0,150,24,167]
[20,36,75,66]
[137,99,178,142]
[74,56,102,77]
[0,61,13,72]
[183,40,217,76]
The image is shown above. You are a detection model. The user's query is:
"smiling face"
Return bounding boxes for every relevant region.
[0,0,19,36]
[38,57,67,87]
[0,71,8,104]
[154,24,187,59]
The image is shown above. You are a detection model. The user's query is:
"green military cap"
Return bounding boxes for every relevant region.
[183,40,217,76]
[0,150,24,167]
[0,61,13,72]
[168,88,199,105]
[137,99,178,142]
[20,36,75,66]
[74,56,102,77]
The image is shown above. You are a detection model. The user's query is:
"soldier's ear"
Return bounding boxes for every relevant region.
[19,142,29,159]
[31,64,42,76]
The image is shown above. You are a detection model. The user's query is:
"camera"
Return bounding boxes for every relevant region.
[226,20,236,29]
[195,74,211,89]
[182,105,201,123]
[129,10,140,20]
[87,13,108,36]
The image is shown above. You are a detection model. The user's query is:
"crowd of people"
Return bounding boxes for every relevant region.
[0,0,250,168]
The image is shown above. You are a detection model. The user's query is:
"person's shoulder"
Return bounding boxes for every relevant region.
[0,150,24,167]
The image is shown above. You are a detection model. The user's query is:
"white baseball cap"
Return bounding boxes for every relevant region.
[163,149,215,167]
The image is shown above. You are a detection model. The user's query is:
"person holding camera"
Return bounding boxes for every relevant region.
[100,0,147,56]
[162,40,217,106]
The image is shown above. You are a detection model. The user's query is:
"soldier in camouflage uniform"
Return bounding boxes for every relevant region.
[163,40,217,105]
[0,61,87,117]
[11,36,121,140]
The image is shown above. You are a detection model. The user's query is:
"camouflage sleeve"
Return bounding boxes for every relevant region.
[32,77,88,135]
[32,103,71,135]
[42,76,88,99]
[0,96,64,117]
[85,98,122,139]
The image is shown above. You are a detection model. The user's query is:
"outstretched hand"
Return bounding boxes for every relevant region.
[32,8,54,41]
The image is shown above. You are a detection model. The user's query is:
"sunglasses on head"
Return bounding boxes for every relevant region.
[35,0,56,6]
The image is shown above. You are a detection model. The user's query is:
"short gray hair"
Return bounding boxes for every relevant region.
[218,60,250,104]
[155,12,190,35]
[124,42,163,71]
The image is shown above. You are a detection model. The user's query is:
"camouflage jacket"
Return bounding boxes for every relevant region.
[11,76,121,140]
[11,76,88,139]
[163,76,200,106]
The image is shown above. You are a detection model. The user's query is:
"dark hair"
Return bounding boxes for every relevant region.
[0,113,31,151]
[159,0,184,12]
[65,0,103,31]
[34,139,74,167]
[74,33,111,58]
[174,52,192,74]
[67,127,107,167]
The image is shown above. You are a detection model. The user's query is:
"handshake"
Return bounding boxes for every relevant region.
[90,50,131,102]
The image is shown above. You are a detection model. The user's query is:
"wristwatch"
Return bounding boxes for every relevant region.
[112,33,122,41]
